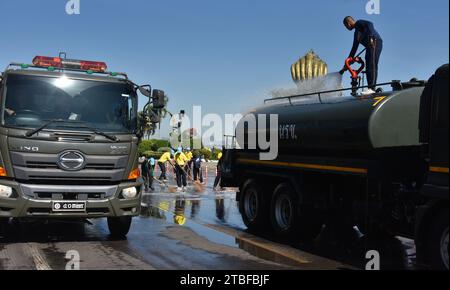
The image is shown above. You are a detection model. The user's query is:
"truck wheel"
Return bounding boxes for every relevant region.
[426,209,449,270]
[239,179,268,232]
[107,216,132,237]
[270,183,301,239]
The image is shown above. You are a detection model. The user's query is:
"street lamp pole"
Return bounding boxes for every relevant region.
[169,110,185,148]
[178,110,185,137]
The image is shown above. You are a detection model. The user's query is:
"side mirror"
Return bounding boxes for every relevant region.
[138,85,152,98]
[152,89,165,109]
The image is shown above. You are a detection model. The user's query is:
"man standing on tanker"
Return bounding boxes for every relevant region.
[340,16,383,95]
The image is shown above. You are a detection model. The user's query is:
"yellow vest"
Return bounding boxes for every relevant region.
[174,152,188,166]
[158,152,172,163]
[185,151,193,160]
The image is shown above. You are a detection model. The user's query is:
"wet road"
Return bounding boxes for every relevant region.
[0,169,415,270]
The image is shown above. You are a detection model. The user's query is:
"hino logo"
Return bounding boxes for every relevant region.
[15,146,39,152]
[57,151,86,171]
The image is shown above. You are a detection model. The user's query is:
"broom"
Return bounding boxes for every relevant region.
[151,176,179,193]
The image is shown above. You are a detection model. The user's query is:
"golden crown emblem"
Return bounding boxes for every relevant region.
[291,50,328,83]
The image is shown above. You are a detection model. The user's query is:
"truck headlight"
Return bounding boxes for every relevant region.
[0,185,13,198]
[122,187,138,199]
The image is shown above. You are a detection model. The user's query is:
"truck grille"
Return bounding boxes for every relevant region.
[26,161,116,170]
[27,176,111,181]
[26,162,58,169]
[10,151,128,183]
[35,192,106,200]
[20,184,118,201]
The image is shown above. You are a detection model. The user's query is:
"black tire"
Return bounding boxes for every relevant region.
[269,183,322,242]
[270,183,302,239]
[107,216,132,237]
[239,179,268,232]
[426,209,449,270]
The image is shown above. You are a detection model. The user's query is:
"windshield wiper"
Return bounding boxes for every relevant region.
[25,119,83,138]
[74,124,119,142]
[25,119,118,142]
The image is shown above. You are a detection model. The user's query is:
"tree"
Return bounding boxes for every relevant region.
[139,94,171,139]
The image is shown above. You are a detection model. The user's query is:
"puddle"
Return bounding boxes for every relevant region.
[141,173,416,270]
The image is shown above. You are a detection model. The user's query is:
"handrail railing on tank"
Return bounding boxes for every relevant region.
[264,81,398,105]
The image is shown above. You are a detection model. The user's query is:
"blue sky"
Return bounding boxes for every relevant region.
[0,0,448,139]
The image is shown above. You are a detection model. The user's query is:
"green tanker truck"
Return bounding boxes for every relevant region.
[221,64,449,270]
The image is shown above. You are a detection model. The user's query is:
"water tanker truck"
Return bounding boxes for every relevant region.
[220,64,449,269]
[0,54,166,237]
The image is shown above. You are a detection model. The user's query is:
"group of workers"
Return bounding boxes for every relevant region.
[141,146,222,192]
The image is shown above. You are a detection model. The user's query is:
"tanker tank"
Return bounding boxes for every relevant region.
[236,83,425,159]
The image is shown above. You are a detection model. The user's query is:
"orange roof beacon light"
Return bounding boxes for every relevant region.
[32,56,62,68]
[32,56,107,73]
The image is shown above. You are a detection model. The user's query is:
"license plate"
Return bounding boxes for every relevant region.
[52,201,86,212]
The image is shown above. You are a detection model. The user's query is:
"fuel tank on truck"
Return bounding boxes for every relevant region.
[236,86,425,159]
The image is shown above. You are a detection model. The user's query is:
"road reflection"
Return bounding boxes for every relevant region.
[142,185,417,270]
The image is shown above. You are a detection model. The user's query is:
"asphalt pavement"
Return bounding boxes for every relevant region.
[0,168,415,270]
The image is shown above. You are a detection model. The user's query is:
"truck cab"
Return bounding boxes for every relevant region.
[0,55,165,237]
[416,64,449,269]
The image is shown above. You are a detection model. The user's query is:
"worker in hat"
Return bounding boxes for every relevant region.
[340,16,383,95]
[141,156,151,192]
[214,149,224,191]
[148,157,156,191]
[185,147,193,176]
[158,149,174,181]
[192,151,204,184]
[185,147,193,160]
[174,147,188,191]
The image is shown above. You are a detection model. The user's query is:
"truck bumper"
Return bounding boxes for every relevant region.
[0,179,142,219]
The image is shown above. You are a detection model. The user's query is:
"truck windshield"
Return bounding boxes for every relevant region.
[2,74,137,134]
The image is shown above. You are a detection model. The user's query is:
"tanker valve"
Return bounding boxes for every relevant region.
[345,56,365,96]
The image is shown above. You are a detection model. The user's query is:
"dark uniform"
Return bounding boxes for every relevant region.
[192,154,203,183]
[148,158,155,191]
[213,157,222,189]
[141,158,151,192]
[349,20,383,90]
